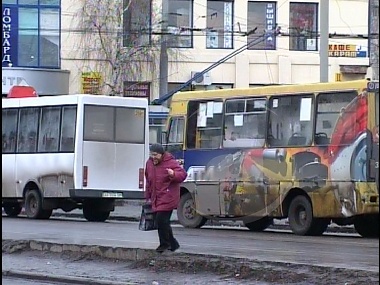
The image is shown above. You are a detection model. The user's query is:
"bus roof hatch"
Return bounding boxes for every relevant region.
[7,86,38,98]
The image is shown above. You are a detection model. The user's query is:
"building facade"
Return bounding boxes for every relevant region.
[2,0,69,96]
[2,0,371,100]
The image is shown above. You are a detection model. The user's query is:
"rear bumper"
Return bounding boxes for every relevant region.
[69,189,144,199]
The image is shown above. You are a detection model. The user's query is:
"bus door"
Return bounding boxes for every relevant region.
[367,81,379,190]
[82,105,147,193]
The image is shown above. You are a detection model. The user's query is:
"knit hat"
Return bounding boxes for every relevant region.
[150,143,165,154]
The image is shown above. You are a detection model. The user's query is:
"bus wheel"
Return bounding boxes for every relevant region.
[83,202,110,222]
[24,189,52,219]
[354,215,379,238]
[177,192,207,228]
[288,195,327,236]
[244,217,273,232]
[3,203,22,217]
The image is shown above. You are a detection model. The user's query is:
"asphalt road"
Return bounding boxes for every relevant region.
[2,216,379,272]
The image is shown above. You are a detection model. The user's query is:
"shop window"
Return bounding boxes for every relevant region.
[289,3,318,51]
[10,3,61,68]
[167,0,193,48]
[206,0,233,49]
[123,0,151,46]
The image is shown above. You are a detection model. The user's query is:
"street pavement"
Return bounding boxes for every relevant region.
[51,200,355,233]
[2,217,377,272]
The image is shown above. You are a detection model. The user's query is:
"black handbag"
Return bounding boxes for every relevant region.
[139,203,157,231]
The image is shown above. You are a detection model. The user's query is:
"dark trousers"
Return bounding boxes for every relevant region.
[155,210,178,248]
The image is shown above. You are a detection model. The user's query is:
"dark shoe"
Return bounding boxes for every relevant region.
[169,240,180,252]
[156,245,169,253]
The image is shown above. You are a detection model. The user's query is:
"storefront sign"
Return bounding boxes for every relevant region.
[328,44,367,58]
[2,5,18,67]
[123,81,150,101]
[2,67,70,96]
[265,3,275,48]
[81,72,102,94]
[367,81,379,92]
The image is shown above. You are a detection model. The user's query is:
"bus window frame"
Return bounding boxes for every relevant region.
[83,104,146,144]
[2,108,19,154]
[17,107,40,154]
[165,116,185,152]
[313,91,357,146]
[186,99,224,150]
[37,106,62,153]
[223,97,267,148]
[267,93,315,148]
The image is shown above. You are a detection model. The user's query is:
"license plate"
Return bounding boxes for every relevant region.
[102,192,123,198]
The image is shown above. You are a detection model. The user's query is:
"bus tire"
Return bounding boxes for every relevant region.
[244,217,273,232]
[177,192,207,228]
[354,215,379,238]
[83,203,110,222]
[24,189,52,219]
[3,203,22,217]
[288,195,325,236]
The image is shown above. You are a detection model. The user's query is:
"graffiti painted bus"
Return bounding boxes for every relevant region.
[163,80,379,237]
[2,88,149,222]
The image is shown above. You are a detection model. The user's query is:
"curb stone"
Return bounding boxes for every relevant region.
[2,270,135,285]
[2,239,377,273]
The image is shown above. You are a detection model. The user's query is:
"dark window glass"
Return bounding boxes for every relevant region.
[2,109,18,153]
[115,108,146,143]
[60,106,77,152]
[17,108,39,153]
[84,105,114,142]
[38,106,61,152]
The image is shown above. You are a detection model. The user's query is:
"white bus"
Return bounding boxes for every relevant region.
[2,93,149,222]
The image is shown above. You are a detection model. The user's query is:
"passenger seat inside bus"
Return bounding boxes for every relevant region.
[288,135,307,146]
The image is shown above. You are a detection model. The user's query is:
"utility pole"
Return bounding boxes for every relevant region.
[320,0,329,82]
[369,0,379,80]
[159,0,169,102]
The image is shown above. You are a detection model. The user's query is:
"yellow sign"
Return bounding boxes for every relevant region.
[335,73,342,82]
[328,44,357,57]
[81,72,102,94]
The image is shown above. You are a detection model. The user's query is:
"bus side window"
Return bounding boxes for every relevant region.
[166,117,184,152]
[17,108,39,153]
[315,92,357,146]
[2,109,18,153]
[187,100,223,149]
[60,106,77,152]
[38,106,61,153]
[223,98,266,148]
[267,95,314,147]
